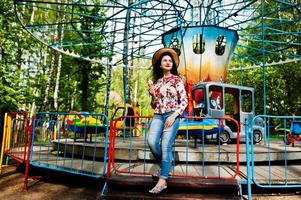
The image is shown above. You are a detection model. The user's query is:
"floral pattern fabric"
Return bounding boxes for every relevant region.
[151,75,188,115]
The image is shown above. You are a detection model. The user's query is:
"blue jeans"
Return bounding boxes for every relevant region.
[147,112,179,180]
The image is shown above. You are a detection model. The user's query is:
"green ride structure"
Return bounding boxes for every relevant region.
[4,0,301,199]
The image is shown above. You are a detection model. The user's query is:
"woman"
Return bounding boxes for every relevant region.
[147,48,188,194]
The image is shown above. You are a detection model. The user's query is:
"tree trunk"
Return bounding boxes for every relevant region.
[42,4,59,111]
[29,3,36,23]
[42,49,56,111]
[53,54,62,111]
[53,10,66,111]
[81,61,90,111]
[16,40,22,70]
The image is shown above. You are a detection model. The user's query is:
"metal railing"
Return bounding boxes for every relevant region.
[107,115,240,179]
[0,112,30,172]
[28,112,109,178]
[5,112,300,199]
[246,115,301,199]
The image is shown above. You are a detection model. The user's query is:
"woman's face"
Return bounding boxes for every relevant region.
[160,55,173,72]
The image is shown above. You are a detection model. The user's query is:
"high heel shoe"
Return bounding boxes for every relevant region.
[149,184,167,195]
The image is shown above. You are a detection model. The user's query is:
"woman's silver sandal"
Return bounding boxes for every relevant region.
[149,184,167,194]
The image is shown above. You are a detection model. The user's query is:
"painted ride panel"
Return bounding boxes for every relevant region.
[177,118,223,138]
[162,26,238,115]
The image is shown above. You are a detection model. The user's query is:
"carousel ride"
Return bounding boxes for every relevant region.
[14,0,301,143]
[6,0,301,198]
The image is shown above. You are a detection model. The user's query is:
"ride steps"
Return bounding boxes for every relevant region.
[101,175,240,199]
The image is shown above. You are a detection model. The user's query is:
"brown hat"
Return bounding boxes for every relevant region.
[152,48,179,68]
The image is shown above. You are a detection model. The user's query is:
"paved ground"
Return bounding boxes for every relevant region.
[0,165,101,200]
[250,195,301,200]
[1,165,300,200]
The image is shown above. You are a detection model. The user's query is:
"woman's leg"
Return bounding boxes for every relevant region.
[147,115,164,163]
[160,116,180,179]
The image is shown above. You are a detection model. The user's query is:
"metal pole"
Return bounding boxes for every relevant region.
[122,5,131,141]
[261,0,267,116]
[245,118,252,199]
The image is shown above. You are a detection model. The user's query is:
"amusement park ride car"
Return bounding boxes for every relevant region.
[284,121,301,147]
[111,102,143,136]
[187,81,264,144]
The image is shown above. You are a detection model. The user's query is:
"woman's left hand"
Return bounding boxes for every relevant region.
[164,113,178,129]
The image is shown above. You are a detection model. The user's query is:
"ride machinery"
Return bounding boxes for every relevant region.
[15,1,301,142]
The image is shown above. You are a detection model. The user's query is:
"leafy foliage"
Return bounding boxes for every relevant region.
[0,0,108,116]
[103,59,153,118]
[228,0,301,116]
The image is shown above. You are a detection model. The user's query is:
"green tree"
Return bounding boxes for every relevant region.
[228,1,301,116]
[106,59,153,118]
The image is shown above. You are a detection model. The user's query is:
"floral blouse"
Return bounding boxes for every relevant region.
[151,74,188,115]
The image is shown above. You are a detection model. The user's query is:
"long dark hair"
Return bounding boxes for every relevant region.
[152,52,178,83]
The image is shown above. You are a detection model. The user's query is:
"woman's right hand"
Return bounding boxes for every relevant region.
[148,80,155,96]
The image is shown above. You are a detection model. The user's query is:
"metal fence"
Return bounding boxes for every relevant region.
[245,115,301,199]
[107,115,240,179]
[0,112,30,173]
[2,111,301,198]
[28,112,109,178]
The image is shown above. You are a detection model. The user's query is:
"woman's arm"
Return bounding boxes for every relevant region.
[148,80,158,109]
[176,78,188,115]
